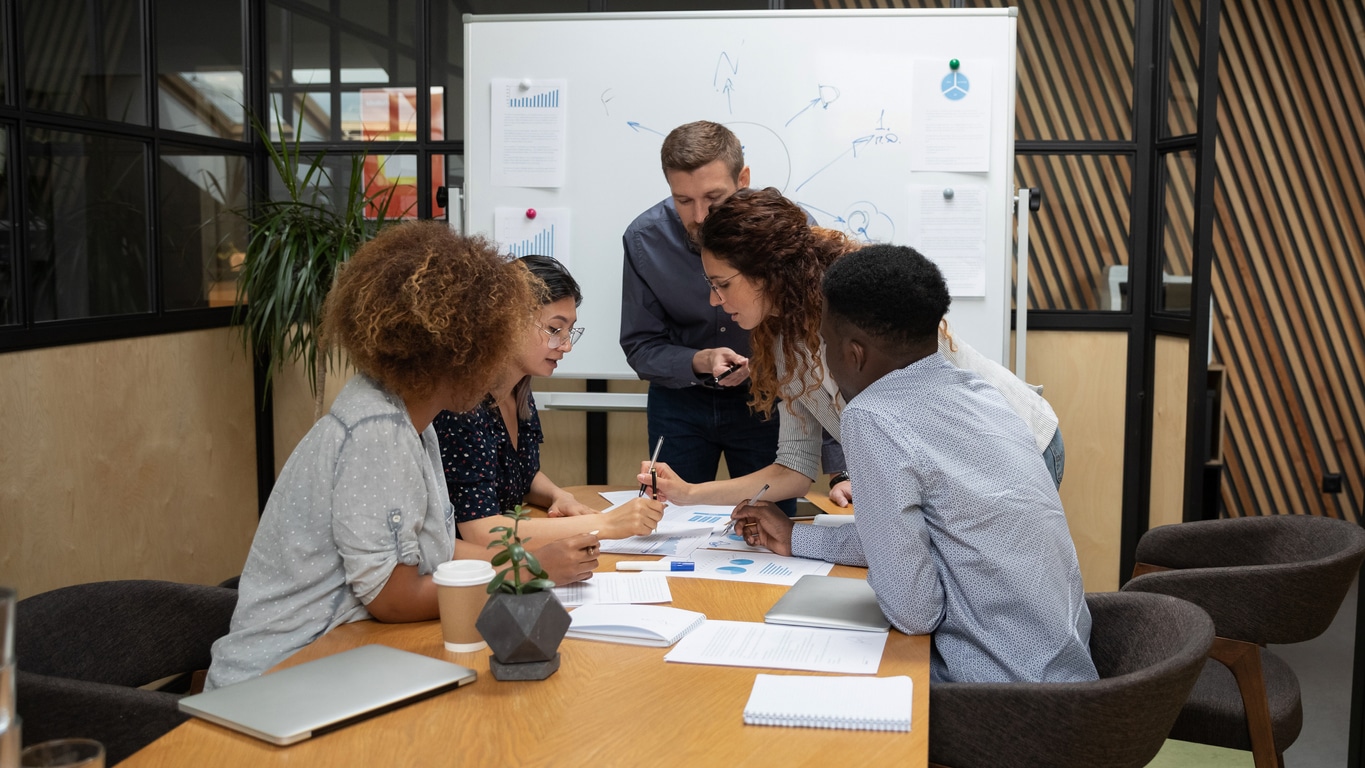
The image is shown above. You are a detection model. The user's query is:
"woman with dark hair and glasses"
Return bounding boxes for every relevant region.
[434,254,664,546]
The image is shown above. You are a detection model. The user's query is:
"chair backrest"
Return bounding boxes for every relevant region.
[16,580,238,686]
[929,591,1214,768]
[1123,515,1365,644]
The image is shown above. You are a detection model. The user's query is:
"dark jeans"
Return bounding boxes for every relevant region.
[646,383,793,514]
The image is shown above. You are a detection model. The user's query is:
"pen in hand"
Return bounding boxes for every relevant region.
[639,436,664,498]
[720,483,771,537]
[708,362,742,387]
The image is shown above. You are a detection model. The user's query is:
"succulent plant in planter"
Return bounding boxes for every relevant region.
[475,506,571,681]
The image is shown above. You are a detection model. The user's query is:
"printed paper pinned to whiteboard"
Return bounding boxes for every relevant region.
[495,207,571,269]
[907,183,988,297]
[491,78,567,187]
[908,61,993,172]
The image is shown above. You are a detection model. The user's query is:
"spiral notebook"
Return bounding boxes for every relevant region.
[742,674,913,732]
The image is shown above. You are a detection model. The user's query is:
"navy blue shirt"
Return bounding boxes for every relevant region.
[620,197,754,389]
[433,395,543,526]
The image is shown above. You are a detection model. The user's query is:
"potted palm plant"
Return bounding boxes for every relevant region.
[475,506,572,681]
[233,111,401,419]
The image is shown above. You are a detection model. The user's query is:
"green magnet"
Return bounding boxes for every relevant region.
[949,59,960,70]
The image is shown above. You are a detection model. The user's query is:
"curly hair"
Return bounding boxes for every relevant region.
[822,244,951,350]
[698,187,858,417]
[321,221,535,404]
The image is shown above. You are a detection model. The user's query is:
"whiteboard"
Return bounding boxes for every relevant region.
[465,9,1018,380]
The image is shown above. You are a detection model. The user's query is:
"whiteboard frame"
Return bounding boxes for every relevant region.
[465,9,1020,381]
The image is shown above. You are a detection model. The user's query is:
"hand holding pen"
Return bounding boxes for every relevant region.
[720,483,770,537]
[727,489,796,557]
[707,361,743,387]
[639,436,664,499]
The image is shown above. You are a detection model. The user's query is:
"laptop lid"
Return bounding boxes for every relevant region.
[764,575,891,633]
[179,644,477,745]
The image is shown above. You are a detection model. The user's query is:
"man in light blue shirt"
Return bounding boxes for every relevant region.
[733,244,1096,684]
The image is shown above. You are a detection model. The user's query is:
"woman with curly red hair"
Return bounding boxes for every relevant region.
[643,187,1063,508]
[207,222,599,689]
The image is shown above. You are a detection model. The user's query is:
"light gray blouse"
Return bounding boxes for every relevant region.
[206,374,455,689]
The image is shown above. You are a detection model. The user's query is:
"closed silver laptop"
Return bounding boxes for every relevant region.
[179,644,477,745]
[764,575,891,632]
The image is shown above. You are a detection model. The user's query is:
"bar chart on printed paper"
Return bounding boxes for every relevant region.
[494,207,570,266]
[661,550,833,587]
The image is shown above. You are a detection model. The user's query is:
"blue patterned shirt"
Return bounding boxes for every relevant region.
[791,354,1096,684]
[434,395,543,525]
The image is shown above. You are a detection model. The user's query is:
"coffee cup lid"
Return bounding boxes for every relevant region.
[432,559,496,587]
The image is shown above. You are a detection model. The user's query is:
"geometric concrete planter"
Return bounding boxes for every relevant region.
[475,591,570,681]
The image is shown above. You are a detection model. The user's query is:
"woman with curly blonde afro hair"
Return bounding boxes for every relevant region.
[641,188,1063,513]
[207,222,600,690]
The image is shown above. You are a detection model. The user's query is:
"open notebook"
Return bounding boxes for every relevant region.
[179,644,476,745]
[566,604,705,647]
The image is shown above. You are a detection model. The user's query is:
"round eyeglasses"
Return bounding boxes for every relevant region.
[537,324,584,349]
[704,271,741,300]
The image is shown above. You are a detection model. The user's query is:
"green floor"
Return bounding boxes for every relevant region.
[1147,740,1255,767]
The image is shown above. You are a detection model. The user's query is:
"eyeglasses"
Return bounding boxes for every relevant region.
[704,271,741,299]
[537,323,584,349]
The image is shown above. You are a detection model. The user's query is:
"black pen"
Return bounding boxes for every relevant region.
[639,436,664,498]
[708,362,742,387]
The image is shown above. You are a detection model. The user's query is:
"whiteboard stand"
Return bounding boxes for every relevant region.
[532,391,648,411]
[1013,187,1036,381]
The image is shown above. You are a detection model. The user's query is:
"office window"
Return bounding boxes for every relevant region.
[264,151,414,218]
[431,1,586,143]
[159,151,249,311]
[265,0,418,143]
[22,0,147,125]
[269,92,332,141]
[156,0,246,140]
[24,129,151,321]
[1017,153,1134,311]
[1158,149,1196,314]
[0,126,14,326]
[1166,0,1201,137]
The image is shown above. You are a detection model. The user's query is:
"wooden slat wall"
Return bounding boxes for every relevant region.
[822,0,1364,522]
[1212,0,1365,521]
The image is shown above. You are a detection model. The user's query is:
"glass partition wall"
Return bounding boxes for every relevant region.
[0,0,1221,551]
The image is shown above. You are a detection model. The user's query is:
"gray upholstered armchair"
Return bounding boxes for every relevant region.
[1121,514,1365,768]
[15,580,238,765]
[928,591,1214,768]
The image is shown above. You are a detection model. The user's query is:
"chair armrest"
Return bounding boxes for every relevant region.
[17,671,189,764]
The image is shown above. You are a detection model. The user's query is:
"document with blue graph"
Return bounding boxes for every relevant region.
[656,549,833,587]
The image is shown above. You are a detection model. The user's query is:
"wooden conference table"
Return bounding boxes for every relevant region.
[123,487,930,767]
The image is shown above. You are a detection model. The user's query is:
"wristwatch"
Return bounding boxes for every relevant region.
[828,471,850,488]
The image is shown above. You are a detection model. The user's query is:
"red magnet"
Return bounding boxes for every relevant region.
[526,208,537,219]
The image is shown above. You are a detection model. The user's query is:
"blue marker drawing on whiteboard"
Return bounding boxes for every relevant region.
[625,121,666,137]
[600,88,614,116]
[795,111,900,193]
[785,85,841,127]
[843,202,895,243]
[713,50,740,113]
[796,202,847,226]
[942,70,971,100]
